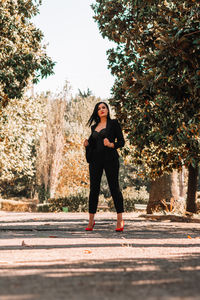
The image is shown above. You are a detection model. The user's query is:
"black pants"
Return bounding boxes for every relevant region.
[89,157,124,214]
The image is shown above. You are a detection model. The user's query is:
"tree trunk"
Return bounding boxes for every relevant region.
[147,171,180,214]
[186,164,198,213]
[36,99,66,201]
[178,167,186,198]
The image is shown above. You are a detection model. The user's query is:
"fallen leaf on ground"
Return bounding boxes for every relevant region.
[187,235,192,239]
[48,236,57,238]
[21,240,31,247]
[84,250,92,254]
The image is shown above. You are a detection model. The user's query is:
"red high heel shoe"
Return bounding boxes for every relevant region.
[85,221,95,231]
[115,220,124,232]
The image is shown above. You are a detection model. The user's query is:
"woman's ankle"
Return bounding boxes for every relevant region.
[89,213,95,223]
[117,213,123,222]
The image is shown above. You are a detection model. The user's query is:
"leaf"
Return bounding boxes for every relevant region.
[193,39,200,45]
[84,250,92,254]
[21,240,31,247]
[191,158,197,168]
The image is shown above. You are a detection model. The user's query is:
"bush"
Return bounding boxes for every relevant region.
[49,194,88,212]
[107,198,135,212]
[37,204,50,212]
[107,186,149,212]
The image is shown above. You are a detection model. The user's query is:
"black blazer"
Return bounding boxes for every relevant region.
[86,119,125,163]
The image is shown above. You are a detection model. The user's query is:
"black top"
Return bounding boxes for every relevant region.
[92,128,107,154]
[86,119,125,163]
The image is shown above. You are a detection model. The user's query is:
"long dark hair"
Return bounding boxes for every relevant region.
[87,102,111,127]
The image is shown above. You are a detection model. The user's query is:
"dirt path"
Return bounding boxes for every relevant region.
[1,211,200,300]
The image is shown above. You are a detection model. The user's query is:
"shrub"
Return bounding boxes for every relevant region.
[107,186,149,212]
[107,198,135,212]
[37,204,50,212]
[49,194,88,212]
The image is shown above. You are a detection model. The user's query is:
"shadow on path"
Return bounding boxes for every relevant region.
[1,255,200,300]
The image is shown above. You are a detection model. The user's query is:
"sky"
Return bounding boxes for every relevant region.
[33,0,115,99]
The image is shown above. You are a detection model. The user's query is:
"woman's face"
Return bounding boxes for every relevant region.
[97,103,108,118]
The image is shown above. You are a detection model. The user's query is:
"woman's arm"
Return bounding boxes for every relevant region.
[113,119,125,149]
[87,125,95,146]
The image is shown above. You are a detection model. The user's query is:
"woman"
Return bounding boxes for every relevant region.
[84,102,125,231]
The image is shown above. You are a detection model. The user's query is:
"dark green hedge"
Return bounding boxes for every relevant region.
[48,194,88,212]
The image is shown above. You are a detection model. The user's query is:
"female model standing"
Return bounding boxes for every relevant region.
[84,102,125,231]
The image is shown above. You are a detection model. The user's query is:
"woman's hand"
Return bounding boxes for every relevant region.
[104,138,114,148]
[84,139,89,147]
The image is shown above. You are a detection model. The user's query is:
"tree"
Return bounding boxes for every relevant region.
[0,94,47,197]
[147,169,187,214]
[92,0,200,212]
[0,0,55,107]
[56,95,100,197]
[78,88,93,98]
[36,97,66,200]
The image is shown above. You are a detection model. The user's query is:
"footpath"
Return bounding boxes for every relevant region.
[0,211,200,300]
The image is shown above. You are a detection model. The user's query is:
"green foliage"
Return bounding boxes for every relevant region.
[49,194,88,212]
[0,0,55,105]
[108,199,135,213]
[108,186,149,212]
[0,94,47,187]
[100,158,150,198]
[0,176,34,198]
[37,203,50,212]
[92,0,200,178]
[37,184,50,203]
[78,88,93,98]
